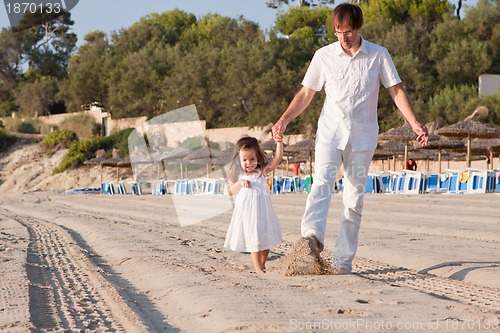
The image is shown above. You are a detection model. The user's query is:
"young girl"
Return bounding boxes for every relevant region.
[224,136,283,274]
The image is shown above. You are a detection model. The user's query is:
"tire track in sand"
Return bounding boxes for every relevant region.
[14,215,149,332]
[352,257,500,314]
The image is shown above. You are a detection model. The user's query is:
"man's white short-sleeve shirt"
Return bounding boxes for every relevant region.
[302,37,401,151]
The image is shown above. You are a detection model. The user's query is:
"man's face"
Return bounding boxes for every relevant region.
[334,21,360,51]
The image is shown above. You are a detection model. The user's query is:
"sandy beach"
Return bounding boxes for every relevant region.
[1,143,500,332]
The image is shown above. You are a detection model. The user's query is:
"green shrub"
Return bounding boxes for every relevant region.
[52,128,135,174]
[4,118,42,134]
[0,128,16,152]
[43,129,78,150]
[59,114,101,139]
[53,135,104,174]
[103,128,134,157]
[18,122,38,134]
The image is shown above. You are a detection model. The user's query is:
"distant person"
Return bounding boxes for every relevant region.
[272,3,428,275]
[224,136,283,274]
[406,158,417,171]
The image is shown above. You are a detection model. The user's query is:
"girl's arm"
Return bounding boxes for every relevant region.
[227,179,250,196]
[263,142,284,174]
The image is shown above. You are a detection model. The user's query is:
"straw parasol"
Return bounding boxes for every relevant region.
[434,107,500,167]
[378,123,418,164]
[260,138,279,152]
[285,136,315,181]
[84,149,107,191]
[161,147,191,179]
[470,138,500,169]
[184,147,233,177]
[100,149,131,182]
[374,141,412,171]
[415,135,465,174]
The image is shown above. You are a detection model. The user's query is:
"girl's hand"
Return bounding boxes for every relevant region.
[240,180,251,189]
[411,121,429,146]
[272,120,286,143]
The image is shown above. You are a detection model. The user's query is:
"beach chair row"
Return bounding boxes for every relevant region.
[351,168,500,195]
[267,175,313,194]
[101,178,226,195]
[101,169,500,196]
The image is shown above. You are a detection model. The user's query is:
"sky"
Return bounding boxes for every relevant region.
[1,0,479,47]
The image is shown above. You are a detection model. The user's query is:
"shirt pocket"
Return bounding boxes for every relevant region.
[359,67,379,95]
[325,71,346,96]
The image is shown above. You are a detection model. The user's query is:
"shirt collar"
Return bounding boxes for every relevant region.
[358,36,368,55]
[333,35,368,57]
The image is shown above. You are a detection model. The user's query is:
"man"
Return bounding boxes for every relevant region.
[272,3,429,274]
[406,158,417,171]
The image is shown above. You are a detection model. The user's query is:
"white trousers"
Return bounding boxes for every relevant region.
[301,141,374,271]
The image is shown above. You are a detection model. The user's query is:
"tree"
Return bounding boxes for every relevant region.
[147,9,197,46]
[110,10,196,57]
[380,22,435,102]
[107,43,174,119]
[436,38,490,86]
[15,9,77,78]
[462,0,500,74]
[15,76,59,117]
[57,31,110,112]
[426,85,478,126]
[275,6,332,42]
[360,0,452,30]
[179,14,261,51]
[0,28,21,117]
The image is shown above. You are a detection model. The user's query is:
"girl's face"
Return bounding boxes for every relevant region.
[239,148,258,173]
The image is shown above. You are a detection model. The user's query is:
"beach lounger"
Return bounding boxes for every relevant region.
[402,170,424,194]
[281,177,293,193]
[425,173,439,193]
[101,182,116,195]
[466,168,489,194]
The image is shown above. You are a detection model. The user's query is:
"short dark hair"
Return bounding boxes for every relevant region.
[332,3,363,31]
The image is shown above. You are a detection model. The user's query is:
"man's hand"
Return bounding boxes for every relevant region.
[272,120,287,143]
[412,122,429,146]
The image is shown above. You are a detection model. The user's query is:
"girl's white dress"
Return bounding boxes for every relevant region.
[224,171,282,252]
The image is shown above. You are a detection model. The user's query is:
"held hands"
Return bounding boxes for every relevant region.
[272,120,286,143]
[411,121,429,146]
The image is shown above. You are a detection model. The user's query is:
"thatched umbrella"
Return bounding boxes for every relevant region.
[378,123,418,164]
[374,141,411,171]
[84,149,107,192]
[470,138,500,169]
[285,137,315,181]
[434,114,500,167]
[280,155,307,178]
[162,147,191,179]
[260,138,290,176]
[100,149,130,182]
[260,138,279,152]
[184,148,232,178]
[415,135,465,174]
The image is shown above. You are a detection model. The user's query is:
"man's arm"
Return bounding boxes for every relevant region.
[272,86,316,142]
[387,82,429,145]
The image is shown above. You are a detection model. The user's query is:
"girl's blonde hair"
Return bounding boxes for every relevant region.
[228,136,268,183]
